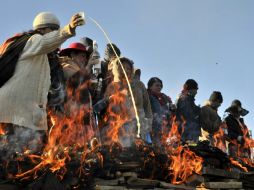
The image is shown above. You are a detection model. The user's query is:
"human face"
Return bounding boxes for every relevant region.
[150,81,162,93]
[38,27,55,35]
[70,51,88,68]
[211,100,222,109]
[120,62,133,80]
[188,89,198,97]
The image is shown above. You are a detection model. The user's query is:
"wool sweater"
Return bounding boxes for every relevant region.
[0,25,75,130]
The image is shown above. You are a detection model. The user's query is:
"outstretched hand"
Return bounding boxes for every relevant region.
[69,13,85,30]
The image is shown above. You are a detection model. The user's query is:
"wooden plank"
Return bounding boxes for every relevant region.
[202,167,240,179]
[116,162,141,171]
[241,172,254,181]
[0,184,19,190]
[195,188,210,190]
[186,174,204,187]
[122,172,138,179]
[203,182,242,189]
[95,185,126,190]
[127,177,160,188]
[94,177,125,186]
[159,181,195,190]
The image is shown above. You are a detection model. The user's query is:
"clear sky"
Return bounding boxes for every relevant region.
[0,0,253,131]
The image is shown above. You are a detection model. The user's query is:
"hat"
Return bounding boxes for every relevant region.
[33,12,60,30]
[59,42,88,57]
[183,79,198,90]
[209,91,223,103]
[225,99,249,116]
[80,37,93,54]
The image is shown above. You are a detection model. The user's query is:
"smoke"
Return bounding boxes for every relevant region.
[0,125,45,161]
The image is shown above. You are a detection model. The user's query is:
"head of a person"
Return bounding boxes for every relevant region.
[134,68,141,81]
[33,12,60,35]
[118,57,134,80]
[209,91,223,109]
[225,99,249,118]
[80,37,94,58]
[183,79,198,97]
[147,77,163,94]
[59,42,89,68]
[104,43,121,62]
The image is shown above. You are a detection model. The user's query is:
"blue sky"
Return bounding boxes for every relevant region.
[0,0,253,131]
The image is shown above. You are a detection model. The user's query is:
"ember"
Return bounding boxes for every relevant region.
[0,124,6,135]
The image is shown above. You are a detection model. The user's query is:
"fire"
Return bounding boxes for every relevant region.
[162,117,203,184]
[14,80,96,181]
[237,123,254,167]
[229,158,248,172]
[103,83,132,144]
[199,128,209,142]
[213,122,254,170]
[169,145,203,184]
[163,116,182,149]
[213,122,228,153]
[0,123,6,135]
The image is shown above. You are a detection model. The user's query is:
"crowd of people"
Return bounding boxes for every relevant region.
[0,12,252,160]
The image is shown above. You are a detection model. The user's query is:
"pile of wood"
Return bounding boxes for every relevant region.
[188,141,254,189]
[1,140,254,189]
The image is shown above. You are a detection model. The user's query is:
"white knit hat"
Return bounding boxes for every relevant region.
[33,12,60,30]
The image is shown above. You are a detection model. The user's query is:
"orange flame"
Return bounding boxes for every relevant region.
[237,123,254,167]
[0,124,7,135]
[169,146,203,184]
[104,83,132,143]
[162,116,182,149]
[15,80,96,180]
[229,158,248,172]
[213,123,228,153]
[162,117,203,184]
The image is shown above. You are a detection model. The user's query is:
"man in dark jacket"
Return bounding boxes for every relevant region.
[224,99,250,158]
[176,79,201,143]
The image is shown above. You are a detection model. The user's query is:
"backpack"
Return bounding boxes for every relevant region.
[0,32,33,87]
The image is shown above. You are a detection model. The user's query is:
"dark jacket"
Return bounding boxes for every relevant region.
[176,93,201,142]
[148,91,174,141]
[224,114,251,158]
[64,69,97,140]
[148,90,173,144]
[225,114,246,141]
[97,60,112,99]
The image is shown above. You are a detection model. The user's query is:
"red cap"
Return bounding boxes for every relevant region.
[59,42,88,56]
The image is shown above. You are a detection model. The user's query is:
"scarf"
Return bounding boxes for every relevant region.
[148,90,171,106]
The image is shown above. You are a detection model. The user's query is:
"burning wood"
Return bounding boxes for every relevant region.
[1,112,254,190]
[0,42,254,189]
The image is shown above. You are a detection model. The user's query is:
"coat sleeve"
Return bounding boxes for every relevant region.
[20,25,75,58]
[141,82,153,120]
[177,96,200,121]
[200,106,221,134]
